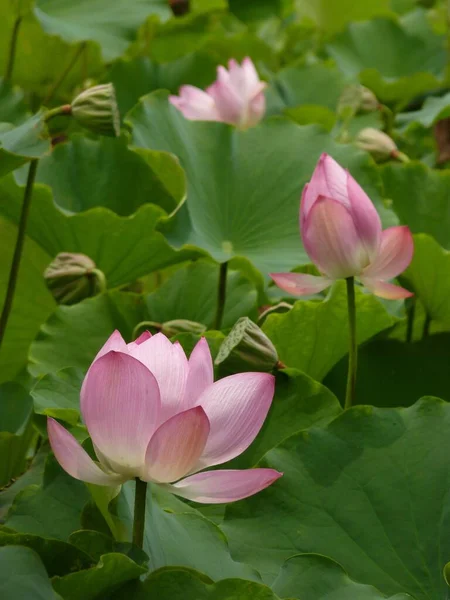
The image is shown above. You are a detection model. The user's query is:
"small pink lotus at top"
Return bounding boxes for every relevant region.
[169,57,266,129]
[270,153,414,300]
[48,331,281,504]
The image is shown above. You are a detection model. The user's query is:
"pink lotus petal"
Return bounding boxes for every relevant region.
[92,330,127,362]
[247,89,266,127]
[143,407,210,483]
[303,197,370,279]
[346,173,381,261]
[80,351,161,475]
[128,333,188,424]
[208,79,243,125]
[183,338,214,409]
[241,57,261,88]
[169,86,219,121]
[134,331,152,345]
[47,418,125,486]
[195,372,275,468]
[165,468,283,503]
[360,278,413,300]
[302,154,349,221]
[362,226,414,280]
[270,272,332,296]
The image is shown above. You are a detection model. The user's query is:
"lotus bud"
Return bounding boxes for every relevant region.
[338,85,380,119]
[215,317,280,373]
[161,319,207,337]
[44,252,106,305]
[70,83,120,137]
[355,128,399,161]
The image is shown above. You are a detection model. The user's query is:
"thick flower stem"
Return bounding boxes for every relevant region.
[4,15,22,83]
[132,478,147,549]
[345,277,357,410]
[406,296,416,344]
[422,314,431,339]
[0,159,38,351]
[214,261,228,330]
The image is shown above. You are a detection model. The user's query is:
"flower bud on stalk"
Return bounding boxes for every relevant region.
[44,252,106,305]
[215,317,281,373]
[70,83,120,137]
[162,319,207,337]
[356,128,398,161]
[338,85,380,119]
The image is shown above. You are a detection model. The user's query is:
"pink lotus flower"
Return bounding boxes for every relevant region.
[169,57,266,129]
[270,154,414,300]
[47,331,281,504]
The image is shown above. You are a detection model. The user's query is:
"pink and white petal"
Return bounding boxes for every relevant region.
[303,153,349,220]
[241,57,261,89]
[143,407,210,483]
[165,469,282,504]
[346,174,381,260]
[183,338,214,409]
[129,333,188,423]
[195,372,275,468]
[303,197,369,279]
[80,351,161,474]
[360,277,413,300]
[270,272,332,296]
[208,80,243,125]
[47,418,125,486]
[362,226,414,280]
[92,330,127,363]
[169,86,219,121]
[134,331,152,345]
[247,90,266,127]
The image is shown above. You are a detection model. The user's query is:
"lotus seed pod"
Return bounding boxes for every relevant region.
[356,128,399,161]
[161,319,207,337]
[338,85,380,119]
[44,252,105,305]
[71,83,120,137]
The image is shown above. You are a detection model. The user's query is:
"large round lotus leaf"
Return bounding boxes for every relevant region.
[33,0,171,61]
[272,554,413,600]
[381,163,450,250]
[0,175,193,289]
[295,0,391,34]
[127,90,389,275]
[223,398,450,600]
[14,135,186,215]
[326,15,445,103]
[0,112,50,177]
[0,79,27,124]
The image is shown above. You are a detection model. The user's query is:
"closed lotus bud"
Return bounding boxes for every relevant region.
[338,85,380,119]
[215,317,280,373]
[44,252,106,305]
[161,319,207,337]
[71,83,120,137]
[356,128,399,161]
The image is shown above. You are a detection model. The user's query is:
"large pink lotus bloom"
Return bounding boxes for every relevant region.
[270,154,414,300]
[47,331,281,504]
[169,57,266,129]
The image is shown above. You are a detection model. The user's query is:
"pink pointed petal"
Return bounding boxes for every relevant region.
[196,372,275,468]
[247,90,266,127]
[346,174,381,260]
[183,338,214,409]
[303,197,369,279]
[241,57,260,87]
[169,86,219,121]
[92,330,127,362]
[362,226,414,280]
[129,333,188,423]
[80,352,161,474]
[270,272,332,296]
[303,153,349,220]
[134,331,152,345]
[143,407,210,483]
[47,418,125,486]
[208,80,243,125]
[165,469,283,504]
[360,278,414,300]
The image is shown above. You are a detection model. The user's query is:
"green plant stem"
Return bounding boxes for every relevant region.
[132,478,147,549]
[44,105,72,122]
[447,0,450,85]
[131,320,162,340]
[0,159,38,351]
[4,15,22,83]
[345,277,357,410]
[213,261,228,330]
[406,296,416,343]
[380,105,395,137]
[43,42,86,105]
[91,268,107,293]
[422,314,431,339]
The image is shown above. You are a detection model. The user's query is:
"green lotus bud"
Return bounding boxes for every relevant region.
[44,252,106,305]
[215,317,280,373]
[161,319,207,337]
[355,128,399,161]
[71,83,120,137]
[338,85,380,119]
